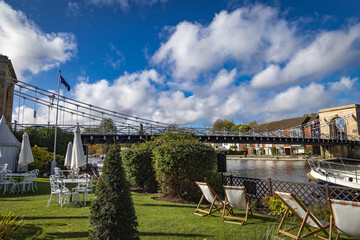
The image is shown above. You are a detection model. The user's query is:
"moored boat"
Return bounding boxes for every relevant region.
[306,156,360,189]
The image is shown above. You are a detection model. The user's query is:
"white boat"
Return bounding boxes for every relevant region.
[306,156,360,189]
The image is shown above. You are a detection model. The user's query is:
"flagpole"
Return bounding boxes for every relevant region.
[53,70,61,163]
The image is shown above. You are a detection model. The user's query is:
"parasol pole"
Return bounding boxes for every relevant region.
[53,71,61,164]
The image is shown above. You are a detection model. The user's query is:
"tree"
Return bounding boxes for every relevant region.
[239,125,251,133]
[90,144,139,240]
[212,119,235,130]
[249,120,258,128]
[99,118,117,134]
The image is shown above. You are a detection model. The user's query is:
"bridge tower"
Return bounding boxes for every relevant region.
[319,104,360,158]
[0,55,17,124]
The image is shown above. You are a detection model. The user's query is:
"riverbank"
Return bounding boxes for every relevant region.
[226,155,306,161]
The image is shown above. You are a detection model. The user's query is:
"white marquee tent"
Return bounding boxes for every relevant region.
[0,115,20,172]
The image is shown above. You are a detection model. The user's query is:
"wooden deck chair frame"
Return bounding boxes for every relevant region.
[274,191,329,240]
[328,198,360,240]
[222,185,253,225]
[193,182,226,217]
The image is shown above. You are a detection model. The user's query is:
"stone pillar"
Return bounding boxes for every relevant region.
[0,55,17,124]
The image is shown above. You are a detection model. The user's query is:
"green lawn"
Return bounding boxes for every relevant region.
[0,178,341,239]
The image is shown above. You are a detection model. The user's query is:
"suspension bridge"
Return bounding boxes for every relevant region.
[4,77,358,146]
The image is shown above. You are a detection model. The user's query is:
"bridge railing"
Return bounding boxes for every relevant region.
[11,122,360,141]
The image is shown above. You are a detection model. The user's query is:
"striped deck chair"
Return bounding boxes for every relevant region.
[193,182,226,217]
[328,199,360,240]
[274,191,329,240]
[222,185,252,225]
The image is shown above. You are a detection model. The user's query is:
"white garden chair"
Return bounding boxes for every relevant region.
[0,170,16,194]
[328,199,360,240]
[14,172,33,193]
[73,174,94,206]
[47,175,70,207]
[222,185,252,225]
[29,169,39,191]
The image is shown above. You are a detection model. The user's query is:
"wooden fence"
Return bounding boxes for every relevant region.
[223,175,360,206]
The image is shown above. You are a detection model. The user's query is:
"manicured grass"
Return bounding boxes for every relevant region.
[0,178,339,239]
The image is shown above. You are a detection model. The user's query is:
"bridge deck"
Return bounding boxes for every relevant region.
[81,134,359,145]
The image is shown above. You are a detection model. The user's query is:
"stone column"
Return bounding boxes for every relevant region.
[0,55,17,124]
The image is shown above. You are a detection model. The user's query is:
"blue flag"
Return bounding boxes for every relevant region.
[60,75,70,91]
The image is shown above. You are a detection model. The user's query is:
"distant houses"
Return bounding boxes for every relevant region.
[247,115,320,156]
[212,104,360,157]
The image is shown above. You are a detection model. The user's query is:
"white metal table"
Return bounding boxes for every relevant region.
[56,178,89,205]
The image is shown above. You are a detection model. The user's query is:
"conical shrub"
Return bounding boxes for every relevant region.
[89,144,139,240]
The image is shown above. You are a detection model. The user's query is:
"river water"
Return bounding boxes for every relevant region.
[89,156,312,183]
[225,159,312,183]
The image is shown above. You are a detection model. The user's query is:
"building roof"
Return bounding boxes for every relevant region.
[252,116,311,132]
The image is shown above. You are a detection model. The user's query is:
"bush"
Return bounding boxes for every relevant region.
[153,133,218,201]
[270,147,276,155]
[261,149,265,155]
[261,194,289,216]
[29,146,64,175]
[90,144,139,240]
[121,142,158,193]
[0,211,23,239]
[305,146,314,156]
[229,145,237,151]
[308,204,330,222]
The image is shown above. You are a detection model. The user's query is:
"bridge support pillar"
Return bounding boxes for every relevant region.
[321,144,350,158]
[349,145,360,158]
[0,55,17,124]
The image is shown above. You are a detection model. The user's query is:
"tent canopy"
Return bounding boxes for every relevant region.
[0,115,21,172]
[0,115,20,147]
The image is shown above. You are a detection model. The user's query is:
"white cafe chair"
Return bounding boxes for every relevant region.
[47,175,70,207]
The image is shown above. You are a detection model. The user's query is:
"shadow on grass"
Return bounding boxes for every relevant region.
[140,231,211,238]
[23,216,89,220]
[10,224,43,240]
[45,231,89,239]
[139,203,195,209]
[0,181,51,198]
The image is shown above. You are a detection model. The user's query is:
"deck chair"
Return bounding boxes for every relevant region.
[222,185,252,225]
[328,199,360,240]
[193,182,226,217]
[274,191,329,240]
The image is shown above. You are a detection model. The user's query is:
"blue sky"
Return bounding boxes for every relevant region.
[1,0,360,127]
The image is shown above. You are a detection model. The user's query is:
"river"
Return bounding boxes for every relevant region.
[88,156,312,183]
[225,159,312,183]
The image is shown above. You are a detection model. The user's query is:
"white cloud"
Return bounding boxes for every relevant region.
[0,1,77,79]
[251,24,360,88]
[264,83,329,114]
[152,4,298,80]
[87,0,166,10]
[87,0,129,9]
[251,65,280,88]
[209,68,237,93]
[74,69,163,117]
[67,2,81,17]
[329,76,358,91]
